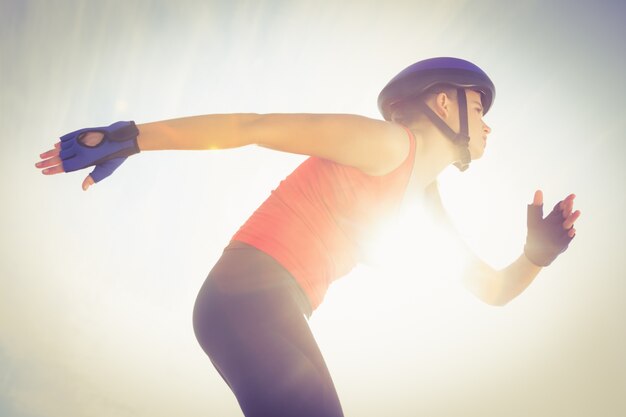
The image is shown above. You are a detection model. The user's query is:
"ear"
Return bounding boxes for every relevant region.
[433,92,451,119]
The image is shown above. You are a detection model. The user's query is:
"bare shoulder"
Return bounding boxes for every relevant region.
[251,113,411,176]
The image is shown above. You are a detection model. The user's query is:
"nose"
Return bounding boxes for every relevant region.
[483,121,491,135]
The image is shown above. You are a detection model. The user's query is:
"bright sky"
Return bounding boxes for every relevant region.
[1,0,625,416]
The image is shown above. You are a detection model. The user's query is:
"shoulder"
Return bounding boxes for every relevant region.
[340,116,412,177]
[254,113,412,177]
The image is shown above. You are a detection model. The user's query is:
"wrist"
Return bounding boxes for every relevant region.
[522,249,544,270]
[136,121,183,151]
[136,122,151,151]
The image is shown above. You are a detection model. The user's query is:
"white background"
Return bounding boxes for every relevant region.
[1,0,624,416]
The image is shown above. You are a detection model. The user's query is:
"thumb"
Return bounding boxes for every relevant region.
[82,175,95,191]
[88,157,127,184]
[532,189,543,206]
[527,189,544,227]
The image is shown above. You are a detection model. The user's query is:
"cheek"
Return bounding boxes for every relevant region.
[449,108,461,131]
[468,115,485,137]
[468,113,481,129]
[469,140,485,159]
[468,125,486,156]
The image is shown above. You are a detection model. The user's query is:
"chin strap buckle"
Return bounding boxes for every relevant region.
[453,147,471,172]
[453,132,471,171]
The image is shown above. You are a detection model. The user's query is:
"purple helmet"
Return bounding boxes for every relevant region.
[378,57,496,121]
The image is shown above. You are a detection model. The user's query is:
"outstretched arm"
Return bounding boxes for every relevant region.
[36,113,410,191]
[137,113,408,173]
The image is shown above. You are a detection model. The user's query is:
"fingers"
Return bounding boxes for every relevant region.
[36,155,65,175]
[40,164,65,175]
[82,175,95,191]
[36,155,62,169]
[36,142,66,175]
[39,143,61,159]
[532,189,543,206]
[559,193,576,214]
[35,157,65,175]
[531,191,579,235]
[560,194,577,223]
[560,193,580,234]
[563,210,581,230]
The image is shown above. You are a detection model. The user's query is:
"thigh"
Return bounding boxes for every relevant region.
[193,245,343,417]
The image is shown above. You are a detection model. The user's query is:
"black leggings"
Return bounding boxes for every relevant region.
[193,242,344,417]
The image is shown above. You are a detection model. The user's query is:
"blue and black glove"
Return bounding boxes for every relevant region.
[524,202,574,266]
[60,120,140,183]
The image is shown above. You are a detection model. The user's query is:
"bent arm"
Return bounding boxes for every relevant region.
[462,252,542,306]
[424,182,542,306]
[137,113,410,176]
[462,191,579,305]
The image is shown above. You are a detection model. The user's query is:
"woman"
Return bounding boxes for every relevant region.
[36,57,580,417]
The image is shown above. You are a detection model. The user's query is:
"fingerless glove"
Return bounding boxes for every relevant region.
[524,203,574,266]
[60,121,139,182]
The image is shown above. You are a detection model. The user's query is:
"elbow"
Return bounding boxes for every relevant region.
[482,289,517,307]
[235,113,263,147]
[466,270,515,307]
[484,297,510,307]
[470,287,512,307]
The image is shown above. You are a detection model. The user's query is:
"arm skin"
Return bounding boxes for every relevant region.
[463,252,543,306]
[425,183,580,306]
[136,113,409,175]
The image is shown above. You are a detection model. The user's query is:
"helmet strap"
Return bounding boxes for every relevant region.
[453,88,471,171]
[416,88,471,172]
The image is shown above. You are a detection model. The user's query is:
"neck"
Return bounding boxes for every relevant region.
[406,121,459,189]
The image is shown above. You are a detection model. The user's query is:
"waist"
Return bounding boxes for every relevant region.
[224,241,313,318]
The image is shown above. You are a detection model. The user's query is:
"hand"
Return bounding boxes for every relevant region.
[532,190,580,238]
[524,190,581,266]
[35,121,140,191]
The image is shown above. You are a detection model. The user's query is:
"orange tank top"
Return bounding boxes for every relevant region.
[232,128,416,310]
